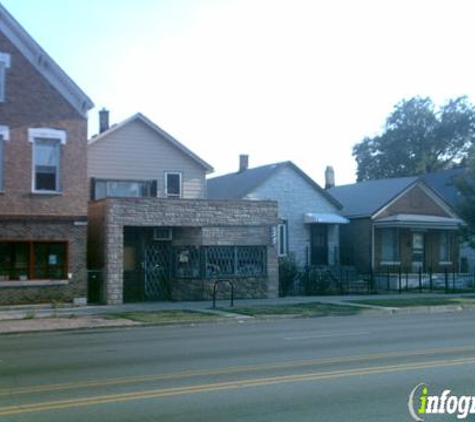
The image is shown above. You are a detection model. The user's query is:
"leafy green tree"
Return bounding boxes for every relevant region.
[455,150,475,248]
[353,96,475,181]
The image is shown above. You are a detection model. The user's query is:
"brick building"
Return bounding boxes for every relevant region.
[0,5,93,304]
[88,113,278,304]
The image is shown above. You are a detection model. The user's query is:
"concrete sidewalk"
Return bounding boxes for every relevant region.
[0,293,473,334]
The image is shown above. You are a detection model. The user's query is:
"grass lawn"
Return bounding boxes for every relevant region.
[222,302,361,318]
[350,297,475,308]
[105,310,222,324]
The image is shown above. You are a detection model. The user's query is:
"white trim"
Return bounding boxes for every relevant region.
[0,4,93,116]
[380,261,401,266]
[28,128,67,144]
[88,113,214,173]
[372,180,459,220]
[31,136,62,193]
[277,222,288,257]
[165,171,182,198]
[0,52,11,68]
[0,125,9,140]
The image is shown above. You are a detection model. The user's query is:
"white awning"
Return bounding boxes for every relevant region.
[373,214,464,230]
[304,212,349,224]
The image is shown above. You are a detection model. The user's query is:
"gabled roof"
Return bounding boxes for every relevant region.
[422,167,468,209]
[329,176,419,218]
[0,4,94,116]
[88,113,214,173]
[207,161,342,209]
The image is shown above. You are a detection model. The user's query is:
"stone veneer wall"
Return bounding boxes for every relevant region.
[88,198,279,304]
[0,219,87,305]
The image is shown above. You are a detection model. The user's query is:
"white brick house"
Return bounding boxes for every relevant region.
[207,157,348,266]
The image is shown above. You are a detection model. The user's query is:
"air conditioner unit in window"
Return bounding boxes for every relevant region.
[153,227,173,241]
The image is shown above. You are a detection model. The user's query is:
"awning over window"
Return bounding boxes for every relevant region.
[373,214,464,230]
[304,212,349,224]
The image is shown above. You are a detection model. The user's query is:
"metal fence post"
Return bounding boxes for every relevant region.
[445,268,449,294]
[418,267,422,293]
[398,267,402,294]
[429,267,433,293]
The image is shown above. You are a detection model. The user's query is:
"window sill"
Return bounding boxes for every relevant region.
[380,261,401,266]
[0,280,69,287]
[31,191,63,196]
[439,261,453,266]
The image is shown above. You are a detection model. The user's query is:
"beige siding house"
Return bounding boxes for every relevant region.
[87,113,279,304]
[88,113,210,199]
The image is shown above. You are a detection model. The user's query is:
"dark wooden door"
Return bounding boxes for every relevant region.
[310,224,328,266]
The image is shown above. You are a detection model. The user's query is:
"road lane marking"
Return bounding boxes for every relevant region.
[1,356,475,417]
[284,331,370,340]
[2,344,475,398]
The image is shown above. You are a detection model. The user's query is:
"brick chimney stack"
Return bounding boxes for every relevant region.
[239,154,249,172]
[325,165,335,189]
[99,108,110,133]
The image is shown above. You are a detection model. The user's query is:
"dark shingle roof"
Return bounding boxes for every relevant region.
[422,167,467,209]
[207,161,342,208]
[328,176,418,218]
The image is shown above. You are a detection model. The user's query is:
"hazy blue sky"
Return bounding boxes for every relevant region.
[3,0,475,185]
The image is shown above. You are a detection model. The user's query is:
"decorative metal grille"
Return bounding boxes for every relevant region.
[144,244,171,299]
[205,246,235,277]
[203,246,266,278]
[237,246,266,276]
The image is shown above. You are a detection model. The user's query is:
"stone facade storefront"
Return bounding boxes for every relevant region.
[0,218,87,305]
[88,198,279,304]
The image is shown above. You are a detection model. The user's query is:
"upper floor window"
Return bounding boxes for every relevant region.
[0,52,11,102]
[29,128,67,193]
[0,125,9,191]
[165,172,182,198]
[92,179,156,200]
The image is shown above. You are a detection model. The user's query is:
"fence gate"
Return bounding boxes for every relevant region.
[144,243,171,300]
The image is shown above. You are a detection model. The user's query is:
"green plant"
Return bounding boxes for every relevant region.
[278,254,301,297]
[24,311,36,320]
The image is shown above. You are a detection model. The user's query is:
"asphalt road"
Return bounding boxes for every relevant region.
[2,311,475,421]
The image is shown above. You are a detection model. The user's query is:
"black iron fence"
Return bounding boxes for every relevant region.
[288,265,475,296]
[370,268,475,294]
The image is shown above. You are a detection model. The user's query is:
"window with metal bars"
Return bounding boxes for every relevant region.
[204,246,266,278]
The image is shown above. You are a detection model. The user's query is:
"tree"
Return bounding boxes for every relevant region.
[455,149,475,249]
[353,96,475,181]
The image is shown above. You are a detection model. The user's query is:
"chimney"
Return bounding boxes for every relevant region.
[325,165,335,189]
[239,154,249,172]
[99,108,110,133]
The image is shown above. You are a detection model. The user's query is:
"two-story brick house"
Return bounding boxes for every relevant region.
[0,4,94,304]
[87,113,279,304]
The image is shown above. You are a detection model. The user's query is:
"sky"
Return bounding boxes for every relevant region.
[2,0,475,186]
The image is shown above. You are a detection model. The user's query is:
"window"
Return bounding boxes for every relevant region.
[439,232,451,263]
[204,246,267,278]
[380,228,399,262]
[34,139,60,191]
[93,179,154,200]
[0,241,67,281]
[165,172,182,198]
[0,126,9,192]
[29,128,66,193]
[277,222,288,257]
[0,52,11,102]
